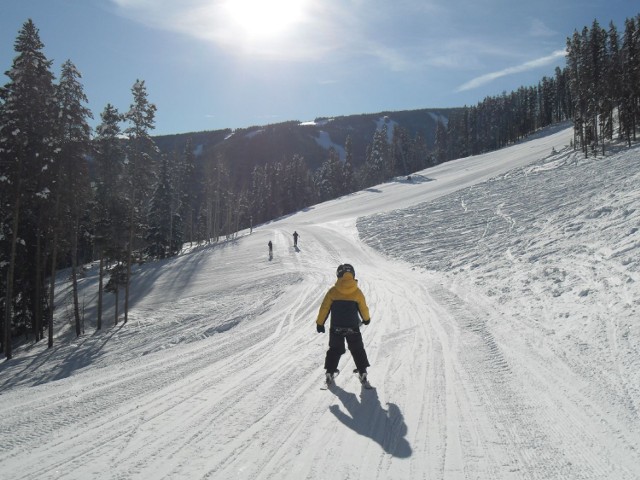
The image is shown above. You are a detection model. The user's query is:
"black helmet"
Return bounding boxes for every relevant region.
[336,264,355,278]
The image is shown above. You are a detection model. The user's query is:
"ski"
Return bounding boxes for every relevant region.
[353,369,374,389]
[320,369,340,390]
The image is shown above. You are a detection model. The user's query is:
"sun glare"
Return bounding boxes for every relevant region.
[224,0,305,38]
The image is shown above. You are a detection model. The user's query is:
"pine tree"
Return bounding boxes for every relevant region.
[343,135,357,191]
[0,19,57,358]
[433,120,448,164]
[409,132,430,171]
[94,103,126,328]
[621,18,638,145]
[391,126,412,176]
[55,59,93,337]
[345,135,354,167]
[566,29,586,152]
[200,154,231,242]
[167,150,185,255]
[606,22,623,141]
[317,148,344,201]
[588,20,607,153]
[123,79,157,323]
[179,138,198,246]
[363,125,389,186]
[146,155,173,259]
[554,66,571,123]
[249,165,269,227]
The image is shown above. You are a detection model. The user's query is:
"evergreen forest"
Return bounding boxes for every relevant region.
[1,14,639,359]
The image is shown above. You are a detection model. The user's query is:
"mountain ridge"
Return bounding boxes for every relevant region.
[153,107,461,176]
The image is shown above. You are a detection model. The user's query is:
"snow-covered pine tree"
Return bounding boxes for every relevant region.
[179,138,198,246]
[317,147,343,201]
[0,19,57,358]
[620,17,638,146]
[146,155,173,259]
[605,22,622,143]
[94,103,127,328]
[56,59,93,338]
[123,79,157,323]
[433,120,448,165]
[343,135,357,193]
[410,132,430,171]
[391,126,412,176]
[293,154,316,209]
[363,125,389,187]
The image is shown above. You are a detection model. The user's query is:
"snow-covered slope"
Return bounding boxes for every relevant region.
[1,124,639,479]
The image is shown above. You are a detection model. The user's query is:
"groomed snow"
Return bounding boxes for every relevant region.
[1,123,639,479]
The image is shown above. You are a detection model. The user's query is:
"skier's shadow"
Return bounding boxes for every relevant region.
[329,385,412,458]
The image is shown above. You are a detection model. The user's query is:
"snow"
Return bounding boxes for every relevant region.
[244,128,264,139]
[300,118,332,126]
[1,124,639,479]
[375,115,397,143]
[429,111,449,126]
[314,130,345,160]
[36,187,51,199]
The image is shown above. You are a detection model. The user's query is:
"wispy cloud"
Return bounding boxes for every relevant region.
[456,49,566,92]
[108,0,564,79]
[108,0,459,68]
[529,18,557,37]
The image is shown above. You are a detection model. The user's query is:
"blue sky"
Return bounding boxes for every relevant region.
[1,0,637,136]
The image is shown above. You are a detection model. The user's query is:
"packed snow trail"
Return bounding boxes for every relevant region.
[1,124,639,479]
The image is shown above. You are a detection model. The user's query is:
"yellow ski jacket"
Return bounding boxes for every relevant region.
[316,273,371,329]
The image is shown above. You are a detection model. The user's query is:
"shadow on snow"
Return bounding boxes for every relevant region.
[329,384,412,458]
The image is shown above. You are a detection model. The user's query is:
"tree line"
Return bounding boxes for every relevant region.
[566,17,640,153]
[2,13,639,359]
[0,20,165,359]
[435,14,640,161]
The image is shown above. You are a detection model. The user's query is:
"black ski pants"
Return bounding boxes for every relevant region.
[324,329,370,374]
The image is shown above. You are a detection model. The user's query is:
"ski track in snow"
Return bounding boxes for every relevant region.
[1,125,639,479]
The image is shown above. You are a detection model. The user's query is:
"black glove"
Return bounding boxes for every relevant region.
[362,319,370,326]
[317,324,325,333]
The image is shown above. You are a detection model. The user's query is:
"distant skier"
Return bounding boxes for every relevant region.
[293,231,299,247]
[316,264,371,387]
[268,240,273,259]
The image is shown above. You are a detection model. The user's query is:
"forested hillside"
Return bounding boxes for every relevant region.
[153,108,455,185]
[1,13,639,359]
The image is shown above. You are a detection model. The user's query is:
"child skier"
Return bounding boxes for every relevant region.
[316,264,372,387]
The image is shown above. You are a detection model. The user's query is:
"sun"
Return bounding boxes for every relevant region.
[224,0,305,39]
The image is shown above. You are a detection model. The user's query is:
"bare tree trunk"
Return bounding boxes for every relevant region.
[47,248,58,349]
[114,287,119,326]
[124,200,134,324]
[71,217,81,337]
[4,186,21,360]
[226,196,233,239]
[206,184,213,243]
[97,254,103,331]
[34,227,43,342]
[48,190,62,349]
[214,163,222,242]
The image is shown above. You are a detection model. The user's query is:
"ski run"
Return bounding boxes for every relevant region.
[1,122,639,479]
